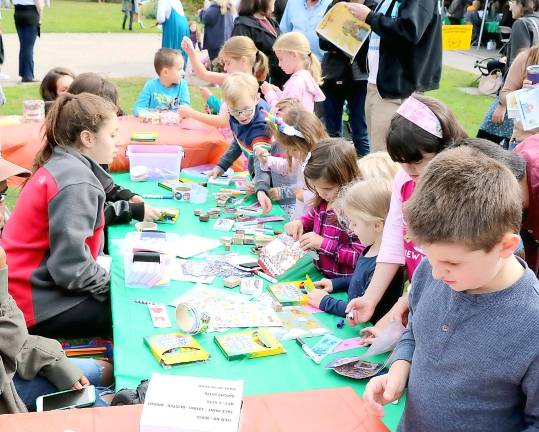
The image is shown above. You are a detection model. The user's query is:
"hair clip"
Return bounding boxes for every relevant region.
[262,109,305,139]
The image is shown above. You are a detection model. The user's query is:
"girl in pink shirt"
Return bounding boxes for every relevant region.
[347,95,467,327]
[260,32,325,112]
[285,138,364,278]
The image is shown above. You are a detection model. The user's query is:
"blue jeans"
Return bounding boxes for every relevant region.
[322,80,370,156]
[12,358,110,411]
[15,23,38,81]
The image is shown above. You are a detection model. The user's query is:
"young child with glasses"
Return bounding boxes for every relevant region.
[208,72,273,213]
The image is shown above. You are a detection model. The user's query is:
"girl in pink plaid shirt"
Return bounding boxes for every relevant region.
[285,139,364,278]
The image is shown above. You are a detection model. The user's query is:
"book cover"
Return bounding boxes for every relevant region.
[268,275,315,306]
[316,2,371,60]
[215,328,286,360]
[144,332,209,367]
[258,234,308,278]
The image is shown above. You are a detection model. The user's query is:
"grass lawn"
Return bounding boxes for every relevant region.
[0,0,202,33]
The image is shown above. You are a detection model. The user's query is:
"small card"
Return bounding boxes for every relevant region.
[148,303,172,328]
[214,218,235,232]
[333,337,368,353]
[310,335,342,361]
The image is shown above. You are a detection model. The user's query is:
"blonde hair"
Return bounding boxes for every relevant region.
[220,36,269,82]
[339,179,392,225]
[357,152,399,181]
[221,72,259,106]
[273,32,322,84]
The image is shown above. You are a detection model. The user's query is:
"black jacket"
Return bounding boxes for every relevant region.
[318,0,377,83]
[232,15,289,88]
[366,0,442,99]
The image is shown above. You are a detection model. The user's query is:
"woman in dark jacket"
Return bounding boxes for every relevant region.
[319,0,376,156]
[232,0,288,87]
[201,0,235,61]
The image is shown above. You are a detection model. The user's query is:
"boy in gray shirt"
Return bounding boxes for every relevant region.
[364,146,539,432]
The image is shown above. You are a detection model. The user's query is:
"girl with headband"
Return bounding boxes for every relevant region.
[347,94,467,330]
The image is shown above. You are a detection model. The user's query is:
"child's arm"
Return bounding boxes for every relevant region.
[179,105,230,128]
[252,153,272,214]
[260,81,283,108]
[522,356,539,431]
[181,36,226,86]
[216,139,242,174]
[319,235,363,269]
[179,79,191,106]
[133,81,152,116]
[47,184,110,296]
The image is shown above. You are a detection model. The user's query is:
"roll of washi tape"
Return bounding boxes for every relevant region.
[135,221,158,232]
[175,303,210,335]
[172,185,192,202]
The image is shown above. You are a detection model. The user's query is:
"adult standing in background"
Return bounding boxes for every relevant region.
[157,0,190,64]
[279,0,332,60]
[201,0,235,61]
[318,0,376,157]
[346,0,443,153]
[13,0,43,83]
[232,0,287,87]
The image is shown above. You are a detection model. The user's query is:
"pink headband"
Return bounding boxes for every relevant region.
[396,97,443,138]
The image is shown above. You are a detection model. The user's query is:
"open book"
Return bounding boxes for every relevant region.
[316,2,371,61]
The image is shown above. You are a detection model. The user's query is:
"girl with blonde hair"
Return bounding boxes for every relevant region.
[307,179,403,322]
[357,152,399,181]
[261,31,325,112]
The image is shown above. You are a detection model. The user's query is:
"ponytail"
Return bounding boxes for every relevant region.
[35,92,117,170]
[307,52,322,85]
[253,50,269,82]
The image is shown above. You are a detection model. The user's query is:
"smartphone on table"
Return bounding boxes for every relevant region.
[36,385,96,412]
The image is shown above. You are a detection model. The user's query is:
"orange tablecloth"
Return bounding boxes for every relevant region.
[0,116,237,186]
[0,387,389,432]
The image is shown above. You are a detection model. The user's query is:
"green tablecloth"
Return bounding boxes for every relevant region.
[108,173,404,431]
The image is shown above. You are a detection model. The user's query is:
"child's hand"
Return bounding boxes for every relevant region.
[268,187,281,201]
[359,326,380,346]
[492,104,506,124]
[244,181,255,196]
[260,81,272,95]
[294,187,304,202]
[346,296,377,325]
[299,232,324,251]
[208,166,225,179]
[285,220,304,240]
[129,195,144,204]
[199,87,212,101]
[307,288,327,309]
[143,204,162,222]
[181,36,195,55]
[254,147,270,165]
[72,375,90,390]
[314,278,333,293]
[178,105,195,119]
[363,360,410,418]
[523,78,536,89]
[257,191,272,214]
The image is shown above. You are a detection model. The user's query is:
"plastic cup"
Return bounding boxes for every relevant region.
[189,183,208,204]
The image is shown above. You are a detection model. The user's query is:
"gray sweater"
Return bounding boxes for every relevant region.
[394,258,539,432]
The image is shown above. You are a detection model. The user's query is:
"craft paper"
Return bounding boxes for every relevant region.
[309,335,343,363]
[333,337,368,354]
[356,320,405,359]
[269,306,329,340]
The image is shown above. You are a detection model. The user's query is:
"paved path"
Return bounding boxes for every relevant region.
[0,32,498,86]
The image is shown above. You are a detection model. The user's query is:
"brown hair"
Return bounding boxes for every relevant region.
[68,72,124,115]
[40,67,76,102]
[154,48,182,75]
[220,36,269,81]
[270,108,329,169]
[513,0,539,15]
[274,98,303,114]
[387,94,468,163]
[35,93,117,169]
[338,178,392,225]
[304,138,360,206]
[273,32,322,84]
[221,72,259,106]
[238,0,273,16]
[404,146,522,251]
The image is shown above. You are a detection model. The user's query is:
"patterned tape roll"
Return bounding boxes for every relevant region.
[175,303,210,335]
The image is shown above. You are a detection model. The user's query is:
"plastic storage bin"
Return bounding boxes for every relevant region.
[126,145,184,181]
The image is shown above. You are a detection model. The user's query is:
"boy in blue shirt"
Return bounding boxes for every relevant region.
[363,147,539,431]
[208,72,272,214]
[133,48,190,116]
